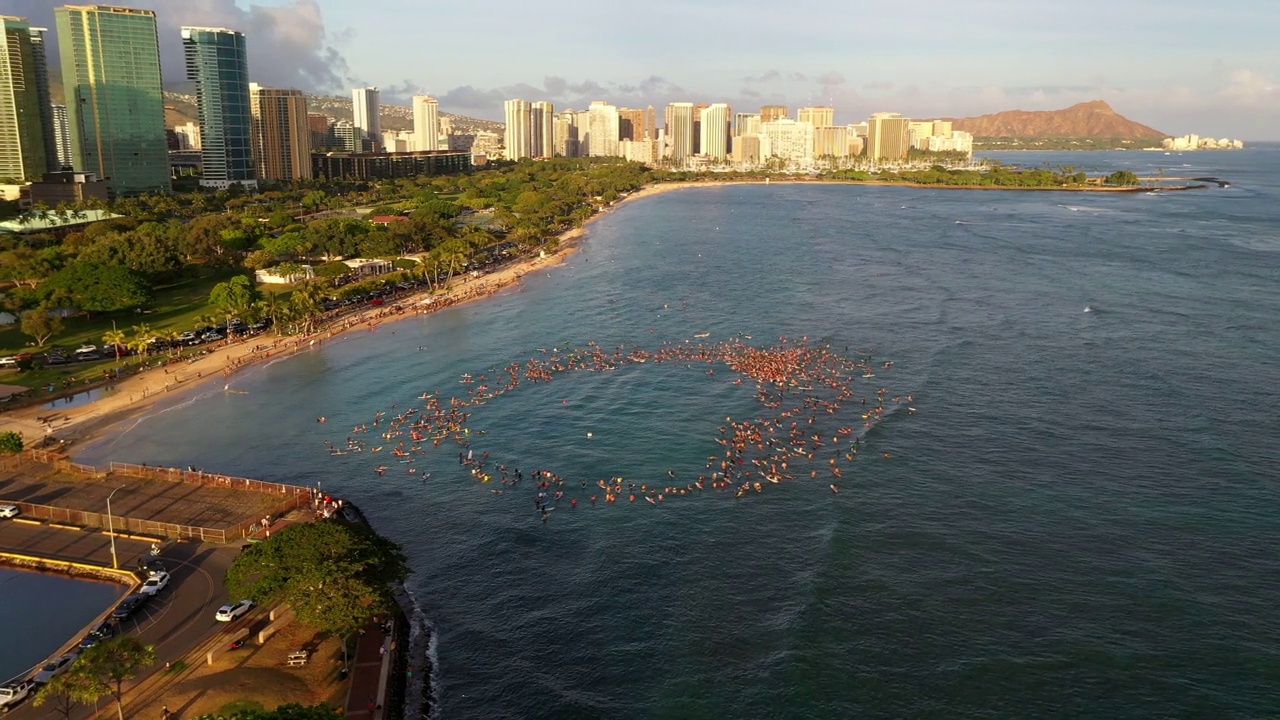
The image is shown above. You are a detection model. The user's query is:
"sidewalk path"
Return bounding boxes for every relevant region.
[345,620,395,718]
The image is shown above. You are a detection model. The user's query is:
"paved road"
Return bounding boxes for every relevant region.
[0,521,240,719]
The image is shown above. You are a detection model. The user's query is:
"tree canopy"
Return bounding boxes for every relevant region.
[41,262,151,313]
[190,703,344,720]
[225,520,408,636]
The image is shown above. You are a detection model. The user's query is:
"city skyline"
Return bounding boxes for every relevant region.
[3,0,1277,139]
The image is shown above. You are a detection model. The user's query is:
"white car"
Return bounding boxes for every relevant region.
[33,653,77,683]
[215,599,254,622]
[74,344,98,355]
[0,680,35,709]
[0,504,19,519]
[140,571,170,595]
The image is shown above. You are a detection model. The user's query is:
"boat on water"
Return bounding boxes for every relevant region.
[694,332,710,338]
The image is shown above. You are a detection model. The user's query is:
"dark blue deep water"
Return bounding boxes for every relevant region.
[0,568,125,683]
[79,150,1280,719]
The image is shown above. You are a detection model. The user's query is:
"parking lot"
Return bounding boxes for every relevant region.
[0,459,287,530]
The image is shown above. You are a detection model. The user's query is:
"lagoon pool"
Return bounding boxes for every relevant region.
[0,567,127,683]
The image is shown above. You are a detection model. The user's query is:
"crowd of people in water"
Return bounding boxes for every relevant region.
[324,336,915,521]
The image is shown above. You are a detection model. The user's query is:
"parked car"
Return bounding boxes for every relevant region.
[0,679,36,709]
[74,344,98,355]
[111,593,151,620]
[0,504,19,519]
[73,353,102,362]
[177,331,198,343]
[43,353,68,365]
[214,599,254,622]
[201,332,223,342]
[79,620,117,648]
[33,653,78,683]
[140,571,170,595]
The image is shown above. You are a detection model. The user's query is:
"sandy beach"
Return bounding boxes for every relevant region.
[0,180,720,450]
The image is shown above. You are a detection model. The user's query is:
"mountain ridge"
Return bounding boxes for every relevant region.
[948,101,1165,139]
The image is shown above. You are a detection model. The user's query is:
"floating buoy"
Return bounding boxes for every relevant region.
[587,432,593,438]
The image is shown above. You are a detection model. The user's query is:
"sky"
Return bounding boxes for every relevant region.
[10,0,1279,139]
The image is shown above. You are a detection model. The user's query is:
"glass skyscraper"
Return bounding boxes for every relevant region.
[182,26,254,188]
[55,4,169,196]
[0,16,50,182]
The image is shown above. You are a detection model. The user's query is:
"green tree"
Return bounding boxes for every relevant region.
[209,275,260,326]
[20,305,63,346]
[1105,170,1140,186]
[33,665,102,720]
[42,262,151,314]
[224,520,407,637]
[189,703,344,720]
[0,430,22,454]
[73,635,156,720]
[103,328,127,363]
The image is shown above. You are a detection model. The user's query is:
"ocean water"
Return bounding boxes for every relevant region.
[77,150,1280,719]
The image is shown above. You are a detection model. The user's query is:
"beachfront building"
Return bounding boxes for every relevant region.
[760,105,789,123]
[699,103,730,161]
[0,16,51,183]
[813,126,849,159]
[352,86,380,152]
[529,101,554,159]
[867,112,910,161]
[760,118,815,166]
[250,83,312,180]
[310,149,471,180]
[797,106,835,128]
[413,95,441,152]
[734,112,761,137]
[55,5,170,195]
[587,101,620,158]
[503,99,532,160]
[664,102,695,162]
[730,134,762,166]
[618,106,655,141]
[553,111,578,158]
[183,27,255,188]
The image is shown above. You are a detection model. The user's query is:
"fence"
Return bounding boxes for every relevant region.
[10,449,314,543]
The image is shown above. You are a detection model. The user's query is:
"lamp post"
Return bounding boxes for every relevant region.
[106,486,125,570]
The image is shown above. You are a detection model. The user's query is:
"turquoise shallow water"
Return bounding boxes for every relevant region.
[78,150,1280,719]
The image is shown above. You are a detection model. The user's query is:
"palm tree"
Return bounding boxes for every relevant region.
[289,281,324,334]
[103,328,126,364]
[130,323,154,358]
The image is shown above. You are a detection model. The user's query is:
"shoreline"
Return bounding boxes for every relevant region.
[0,175,1190,451]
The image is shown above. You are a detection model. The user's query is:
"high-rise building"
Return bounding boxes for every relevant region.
[867,112,910,160]
[760,118,815,165]
[531,101,554,158]
[587,101,619,157]
[352,86,380,151]
[619,106,655,141]
[908,120,934,149]
[413,95,441,151]
[503,99,531,160]
[760,105,789,123]
[0,16,50,182]
[50,103,71,169]
[813,126,849,158]
[381,130,413,153]
[664,102,694,161]
[329,120,356,152]
[55,5,169,195]
[932,120,953,138]
[250,83,311,180]
[734,112,760,137]
[173,121,200,150]
[797,106,835,128]
[308,113,331,149]
[691,103,710,154]
[553,110,578,158]
[699,103,729,161]
[183,27,255,188]
[26,24,58,174]
[731,134,761,166]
